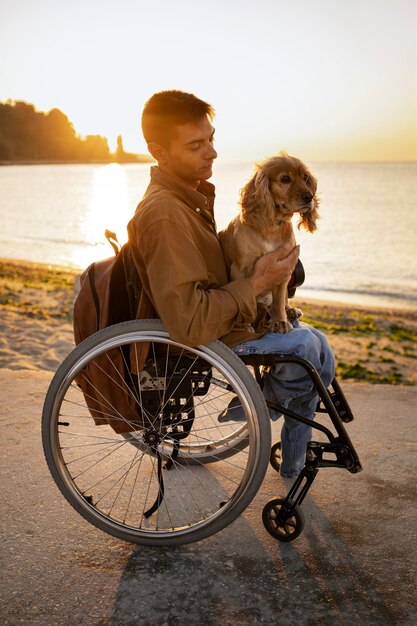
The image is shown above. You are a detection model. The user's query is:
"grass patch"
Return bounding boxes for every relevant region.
[304,319,353,334]
[389,324,417,343]
[0,261,77,290]
[336,361,404,384]
[303,312,380,337]
[0,261,76,320]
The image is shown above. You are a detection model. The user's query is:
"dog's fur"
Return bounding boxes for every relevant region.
[220,153,319,332]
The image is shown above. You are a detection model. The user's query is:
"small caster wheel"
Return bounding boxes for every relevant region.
[270,441,282,472]
[262,498,305,542]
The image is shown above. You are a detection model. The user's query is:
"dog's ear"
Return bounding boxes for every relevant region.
[298,173,319,233]
[240,167,275,230]
[298,201,319,233]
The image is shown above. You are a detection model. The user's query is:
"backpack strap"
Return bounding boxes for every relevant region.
[121,244,142,319]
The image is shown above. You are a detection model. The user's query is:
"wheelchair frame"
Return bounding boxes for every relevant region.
[240,353,362,540]
[42,319,362,545]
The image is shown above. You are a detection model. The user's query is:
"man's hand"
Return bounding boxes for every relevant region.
[248,243,300,296]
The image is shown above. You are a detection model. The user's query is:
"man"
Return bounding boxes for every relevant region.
[127,90,335,478]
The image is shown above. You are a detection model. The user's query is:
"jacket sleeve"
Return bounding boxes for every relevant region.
[134,216,258,346]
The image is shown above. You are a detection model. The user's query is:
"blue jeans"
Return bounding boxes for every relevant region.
[233,321,335,478]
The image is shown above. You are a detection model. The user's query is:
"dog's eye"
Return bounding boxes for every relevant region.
[280,175,291,184]
[303,173,309,182]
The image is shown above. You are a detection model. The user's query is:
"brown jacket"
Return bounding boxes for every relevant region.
[127,166,267,348]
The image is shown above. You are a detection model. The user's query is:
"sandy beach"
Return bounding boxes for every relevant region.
[1,257,416,384]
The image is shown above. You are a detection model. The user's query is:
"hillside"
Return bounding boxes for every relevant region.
[0,100,152,164]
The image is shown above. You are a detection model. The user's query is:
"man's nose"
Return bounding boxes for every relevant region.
[207,143,217,159]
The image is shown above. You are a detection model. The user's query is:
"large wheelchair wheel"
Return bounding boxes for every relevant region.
[42,320,271,545]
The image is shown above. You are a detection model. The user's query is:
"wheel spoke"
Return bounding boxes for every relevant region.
[42,320,271,545]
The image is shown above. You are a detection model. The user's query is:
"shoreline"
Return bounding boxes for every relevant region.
[1,257,416,384]
[2,256,415,314]
[0,158,153,166]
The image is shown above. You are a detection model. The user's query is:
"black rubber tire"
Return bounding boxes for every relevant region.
[42,319,271,546]
[262,497,305,542]
[270,440,282,472]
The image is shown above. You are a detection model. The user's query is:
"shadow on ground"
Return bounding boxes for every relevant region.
[109,490,399,626]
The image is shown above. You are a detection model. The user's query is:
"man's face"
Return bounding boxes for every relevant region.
[158,115,217,188]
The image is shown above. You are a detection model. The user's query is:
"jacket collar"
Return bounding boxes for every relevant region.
[148,166,216,215]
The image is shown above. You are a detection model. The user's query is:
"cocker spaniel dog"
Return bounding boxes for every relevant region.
[220,153,319,333]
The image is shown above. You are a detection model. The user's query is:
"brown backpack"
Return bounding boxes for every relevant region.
[73,236,154,433]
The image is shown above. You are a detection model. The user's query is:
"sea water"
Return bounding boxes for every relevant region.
[0,161,416,309]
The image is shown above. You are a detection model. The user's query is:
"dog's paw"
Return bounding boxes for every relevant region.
[267,320,293,334]
[286,307,303,322]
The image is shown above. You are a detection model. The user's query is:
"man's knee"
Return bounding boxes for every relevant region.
[289,327,335,385]
[291,327,323,363]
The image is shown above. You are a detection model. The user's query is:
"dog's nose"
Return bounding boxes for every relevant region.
[301,192,313,205]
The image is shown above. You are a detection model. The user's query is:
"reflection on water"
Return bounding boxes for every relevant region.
[83,164,130,245]
[71,164,131,267]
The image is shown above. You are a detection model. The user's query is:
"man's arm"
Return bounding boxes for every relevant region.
[131,214,299,347]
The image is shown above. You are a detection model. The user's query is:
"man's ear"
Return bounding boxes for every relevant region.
[147,142,168,164]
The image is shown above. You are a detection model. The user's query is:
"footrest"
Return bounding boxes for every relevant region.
[316,386,354,423]
[307,440,362,473]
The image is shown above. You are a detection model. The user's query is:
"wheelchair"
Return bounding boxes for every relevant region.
[42,318,362,546]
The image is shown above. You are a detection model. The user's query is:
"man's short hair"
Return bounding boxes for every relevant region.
[141,90,215,146]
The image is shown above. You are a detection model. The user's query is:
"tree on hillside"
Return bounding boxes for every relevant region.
[81,135,111,160]
[0,100,110,162]
[43,108,78,160]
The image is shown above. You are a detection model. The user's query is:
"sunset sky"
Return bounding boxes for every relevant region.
[1,0,416,162]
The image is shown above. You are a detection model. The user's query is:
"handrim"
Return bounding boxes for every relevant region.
[42,320,271,545]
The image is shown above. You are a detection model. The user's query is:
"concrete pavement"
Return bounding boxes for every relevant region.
[0,369,416,625]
